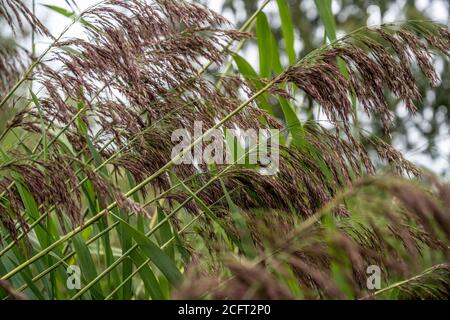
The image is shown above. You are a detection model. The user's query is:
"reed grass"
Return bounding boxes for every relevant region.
[0,0,449,300]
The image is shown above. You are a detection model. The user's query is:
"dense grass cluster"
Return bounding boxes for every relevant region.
[0,0,449,300]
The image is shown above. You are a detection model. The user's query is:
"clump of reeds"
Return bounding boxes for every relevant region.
[174,175,450,300]
[0,0,450,300]
[3,1,446,231]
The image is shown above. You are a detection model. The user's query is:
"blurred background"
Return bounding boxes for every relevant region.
[1,0,450,176]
